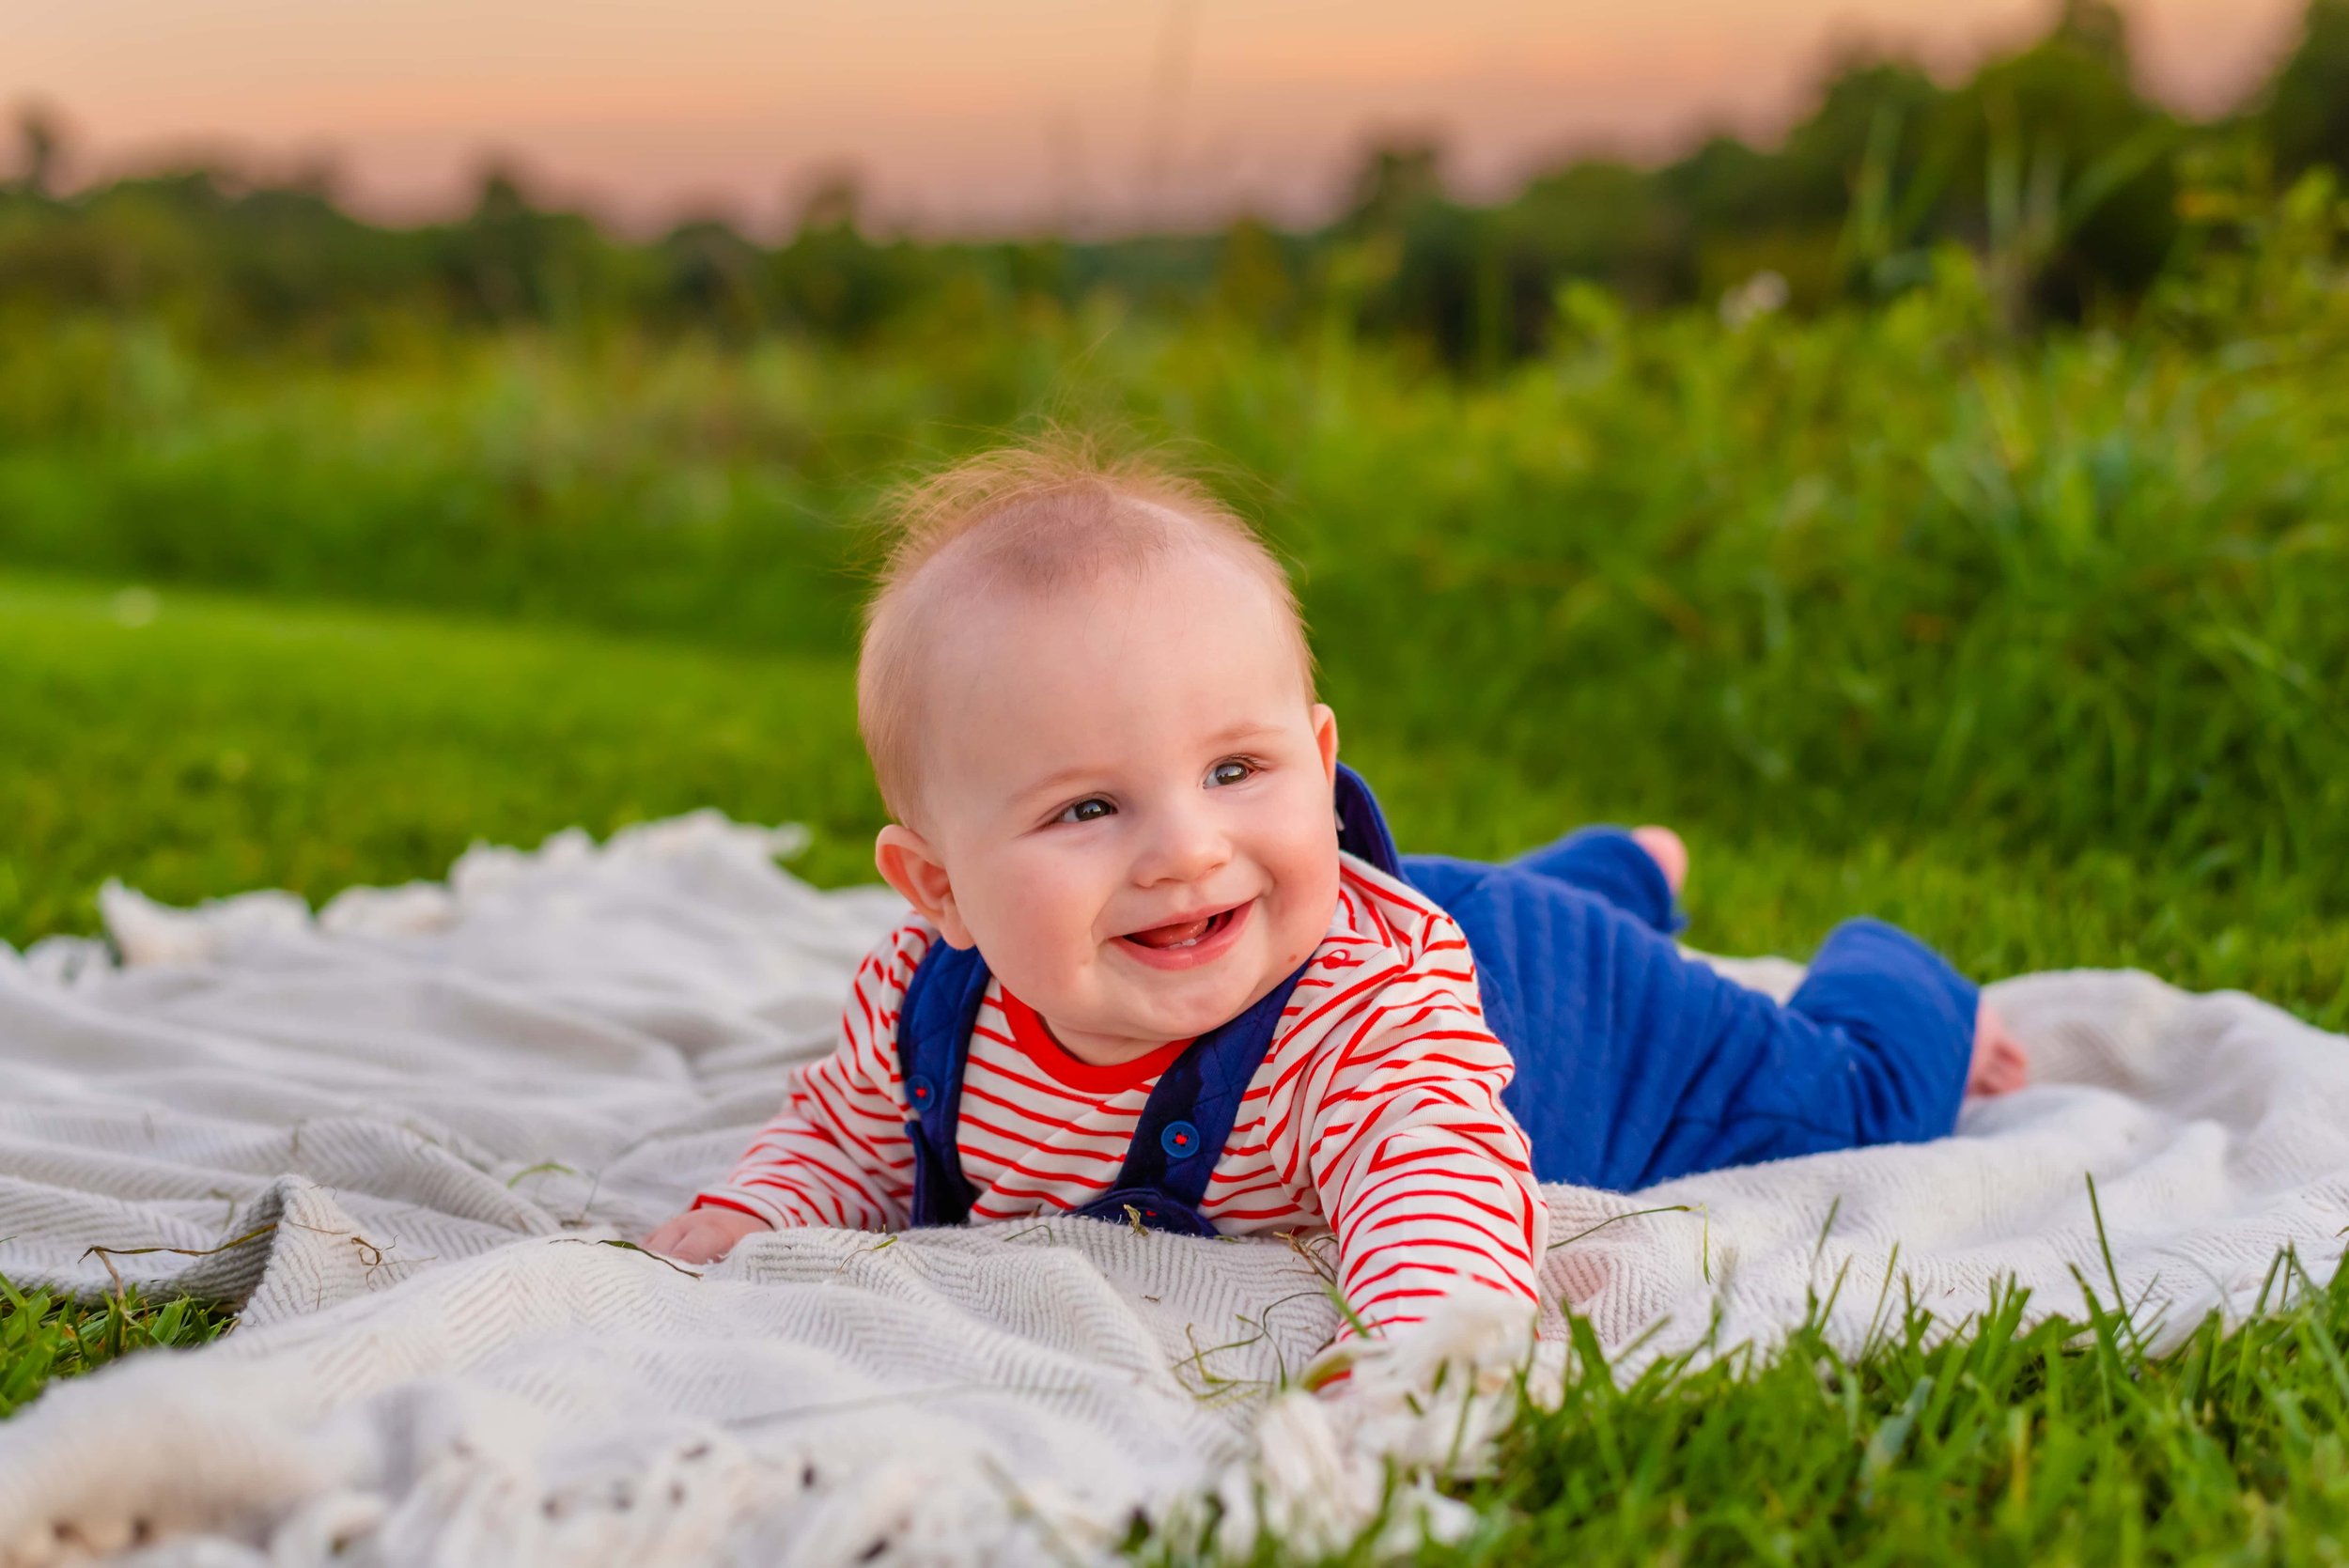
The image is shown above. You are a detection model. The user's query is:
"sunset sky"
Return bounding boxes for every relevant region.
[6,0,2307,237]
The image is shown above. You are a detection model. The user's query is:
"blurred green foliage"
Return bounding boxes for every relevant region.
[3,167,2344,899]
[4,0,2348,1516]
[3,1,2348,1484]
[0,1,2343,954]
[6,573,2342,1029]
[6,1,2348,359]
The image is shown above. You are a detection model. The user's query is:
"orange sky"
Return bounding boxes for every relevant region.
[4,0,2306,236]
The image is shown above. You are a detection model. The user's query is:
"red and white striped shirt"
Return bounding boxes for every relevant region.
[696,855,1547,1332]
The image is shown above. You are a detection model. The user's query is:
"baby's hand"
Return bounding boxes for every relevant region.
[1968,1002,2029,1096]
[645,1205,771,1263]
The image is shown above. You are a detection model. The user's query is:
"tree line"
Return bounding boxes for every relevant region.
[4,0,2345,365]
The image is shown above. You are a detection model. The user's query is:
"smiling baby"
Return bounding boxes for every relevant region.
[645,441,2026,1344]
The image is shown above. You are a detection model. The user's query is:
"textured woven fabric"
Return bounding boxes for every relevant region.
[703,872,1546,1331]
[1,813,2343,1565]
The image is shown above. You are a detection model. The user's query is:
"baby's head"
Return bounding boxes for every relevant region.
[861,441,1342,1063]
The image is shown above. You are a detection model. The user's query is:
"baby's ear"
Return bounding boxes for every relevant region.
[1311,703,1340,784]
[874,825,974,948]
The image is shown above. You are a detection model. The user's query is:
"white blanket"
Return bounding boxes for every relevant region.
[2,815,2345,1566]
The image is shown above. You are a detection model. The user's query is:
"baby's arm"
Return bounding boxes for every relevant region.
[646,924,931,1261]
[1290,951,1547,1337]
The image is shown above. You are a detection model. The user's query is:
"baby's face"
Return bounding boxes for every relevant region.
[898,550,1341,1063]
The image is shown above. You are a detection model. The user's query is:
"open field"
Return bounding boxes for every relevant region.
[6,569,2349,1563]
[6,572,2344,1024]
[6,243,2347,891]
[4,216,2346,1556]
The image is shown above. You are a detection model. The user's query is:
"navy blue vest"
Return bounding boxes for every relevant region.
[895,763,1404,1234]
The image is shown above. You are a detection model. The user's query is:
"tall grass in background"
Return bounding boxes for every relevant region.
[3,146,2348,1543]
[4,190,2344,901]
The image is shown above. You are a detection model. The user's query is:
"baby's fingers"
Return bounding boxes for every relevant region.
[643,1213,699,1256]
[668,1219,743,1264]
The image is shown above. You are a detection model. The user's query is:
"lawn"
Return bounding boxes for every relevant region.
[5,569,2348,1562]
[6,569,2343,1023]
[3,230,2345,1558]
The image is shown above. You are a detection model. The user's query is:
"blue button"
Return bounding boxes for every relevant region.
[1160,1120,1201,1160]
[907,1075,936,1107]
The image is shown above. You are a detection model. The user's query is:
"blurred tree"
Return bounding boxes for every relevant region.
[796,171,862,234]
[1342,141,1446,236]
[1212,215,1298,334]
[2057,0,2131,67]
[1332,139,1482,365]
[661,218,764,333]
[2263,0,2349,176]
[1924,0,2179,324]
[764,171,912,338]
[435,164,615,327]
[9,103,65,198]
[1780,60,1949,226]
[0,0,2325,360]
[1508,160,1687,315]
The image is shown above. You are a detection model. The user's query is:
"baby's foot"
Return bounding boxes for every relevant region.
[1630,826,1688,897]
[1968,1003,2029,1096]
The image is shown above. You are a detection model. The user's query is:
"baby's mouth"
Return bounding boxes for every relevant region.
[1122,906,1239,951]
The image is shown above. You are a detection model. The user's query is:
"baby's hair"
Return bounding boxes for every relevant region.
[859,434,1315,823]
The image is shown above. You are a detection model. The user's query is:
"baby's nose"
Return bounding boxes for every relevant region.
[1137,809,1231,883]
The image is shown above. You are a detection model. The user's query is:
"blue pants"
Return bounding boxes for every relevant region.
[1402,831,1979,1192]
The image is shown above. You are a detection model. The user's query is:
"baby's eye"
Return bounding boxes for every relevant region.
[1207,760,1255,788]
[1058,797,1115,825]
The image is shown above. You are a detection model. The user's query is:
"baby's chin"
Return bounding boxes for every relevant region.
[1097,949,1292,1042]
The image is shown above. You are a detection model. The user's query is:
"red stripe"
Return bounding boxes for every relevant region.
[957,1110,1126,1166]
[1351,1216,1536,1272]
[719,911,1543,1320]
[797,1072,903,1171]
[964,1053,1131,1112]
[1336,1182,1528,1251]
[1208,1201,1318,1223]
[972,1180,1082,1213]
[954,1086,1112,1141]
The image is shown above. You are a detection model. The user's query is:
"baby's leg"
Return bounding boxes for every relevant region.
[1415,859,1982,1188]
[1629,828,1688,895]
[1498,826,1688,936]
[1970,1003,2029,1095]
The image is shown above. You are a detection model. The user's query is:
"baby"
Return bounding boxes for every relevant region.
[646,442,2027,1343]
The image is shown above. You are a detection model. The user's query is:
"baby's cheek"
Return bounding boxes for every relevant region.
[1268,840,1344,966]
[965,861,1106,993]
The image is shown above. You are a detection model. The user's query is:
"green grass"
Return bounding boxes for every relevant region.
[5,573,2343,1029]
[4,245,2346,891]
[4,569,2347,1487]
[1213,1250,2349,1566]
[0,1271,235,1421]
[0,572,886,937]
[4,222,2346,1551]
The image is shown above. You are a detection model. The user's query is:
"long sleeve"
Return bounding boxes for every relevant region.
[1276,901,1548,1334]
[693,922,934,1232]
